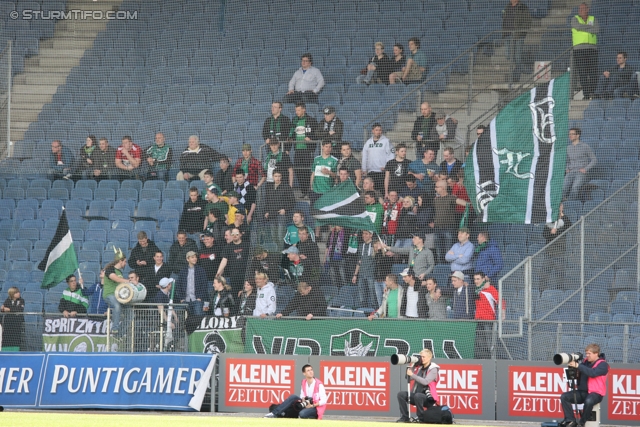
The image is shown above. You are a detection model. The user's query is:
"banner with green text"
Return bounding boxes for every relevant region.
[188,315,245,354]
[244,318,477,358]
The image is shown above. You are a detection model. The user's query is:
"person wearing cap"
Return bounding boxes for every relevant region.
[148,251,171,301]
[216,228,250,295]
[215,156,234,195]
[336,142,362,189]
[198,231,222,281]
[317,106,344,158]
[203,185,230,229]
[284,53,325,105]
[233,171,257,224]
[168,231,199,275]
[276,281,326,320]
[233,144,265,188]
[263,101,292,147]
[368,274,404,320]
[128,231,161,293]
[411,102,437,159]
[450,271,475,320]
[227,203,250,238]
[288,102,318,198]
[176,135,222,181]
[385,233,435,280]
[362,123,394,192]
[357,41,392,85]
[264,170,295,249]
[351,229,377,308]
[175,250,208,316]
[399,268,426,319]
[282,245,318,285]
[445,227,475,274]
[264,137,294,187]
[428,112,458,146]
[103,248,130,333]
[253,272,277,318]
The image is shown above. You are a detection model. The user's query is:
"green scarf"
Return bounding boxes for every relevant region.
[474,242,488,254]
[475,280,486,295]
[84,145,96,156]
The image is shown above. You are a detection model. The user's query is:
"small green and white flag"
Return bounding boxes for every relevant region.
[38,208,79,289]
[312,180,375,231]
[465,72,569,224]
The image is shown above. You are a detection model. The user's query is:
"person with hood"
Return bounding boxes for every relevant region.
[473,231,503,281]
[253,272,276,318]
[276,282,326,320]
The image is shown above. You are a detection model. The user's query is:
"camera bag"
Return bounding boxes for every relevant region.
[268,403,300,418]
[419,404,454,424]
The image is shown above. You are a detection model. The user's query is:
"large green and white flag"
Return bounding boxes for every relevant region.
[312,180,375,231]
[38,208,79,289]
[465,72,569,224]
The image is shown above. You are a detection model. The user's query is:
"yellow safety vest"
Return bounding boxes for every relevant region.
[572,15,597,46]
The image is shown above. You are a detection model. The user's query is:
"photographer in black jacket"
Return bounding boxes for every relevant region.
[397,349,440,423]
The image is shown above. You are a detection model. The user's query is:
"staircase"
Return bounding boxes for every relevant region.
[9,0,122,144]
[386,0,588,157]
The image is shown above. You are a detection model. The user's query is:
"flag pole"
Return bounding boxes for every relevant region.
[77,268,84,289]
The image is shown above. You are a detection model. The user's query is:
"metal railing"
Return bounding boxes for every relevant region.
[498,174,640,361]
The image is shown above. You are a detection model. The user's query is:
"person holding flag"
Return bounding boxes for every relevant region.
[58,275,89,318]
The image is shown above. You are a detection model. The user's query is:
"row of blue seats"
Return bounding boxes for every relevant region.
[559,334,640,363]
[584,99,640,122]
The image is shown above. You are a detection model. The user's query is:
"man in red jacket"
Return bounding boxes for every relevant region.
[473,272,505,359]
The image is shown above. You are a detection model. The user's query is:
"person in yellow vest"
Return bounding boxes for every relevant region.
[571,2,599,99]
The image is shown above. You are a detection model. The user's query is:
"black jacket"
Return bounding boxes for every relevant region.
[263,181,295,218]
[439,159,463,179]
[502,1,532,38]
[198,244,222,281]
[179,144,223,175]
[262,114,293,142]
[146,263,172,301]
[215,166,235,194]
[128,240,161,284]
[316,117,344,143]
[168,238,199,274]
[411,113,437,151]
[179,197,207,233]
[280,286,327,317]
[208,289,236,316]
[92,145,117,173]
[237,292,257,316]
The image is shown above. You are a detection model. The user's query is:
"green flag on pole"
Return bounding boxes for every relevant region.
[465,72,569,224]
[38,208,79,289]
[312,180,375,231]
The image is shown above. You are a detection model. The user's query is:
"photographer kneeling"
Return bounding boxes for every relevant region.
[559,344,609,427]
[264,364,327,419]
[397,349,439,423]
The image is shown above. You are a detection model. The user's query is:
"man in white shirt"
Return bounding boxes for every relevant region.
[362,123,394,192]
[253,272,276,318]
[265,364,328,419]
[284,53,325,105]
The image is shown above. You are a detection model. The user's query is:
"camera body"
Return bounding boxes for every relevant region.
[553,352,583,365]
[295,397,313,411]
[391,354,420,365]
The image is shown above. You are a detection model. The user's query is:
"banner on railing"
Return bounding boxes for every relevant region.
[187,315,244,354]
[42,316,112,353]
[244,319,477,358]
[0,352,215,411]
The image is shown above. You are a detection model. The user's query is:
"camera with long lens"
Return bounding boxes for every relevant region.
[553,352,583,365]
[391,354,420,365]
[295,397,313,411]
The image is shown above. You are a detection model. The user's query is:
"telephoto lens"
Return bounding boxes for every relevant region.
[553,352,583,365]
[391,354,420,365]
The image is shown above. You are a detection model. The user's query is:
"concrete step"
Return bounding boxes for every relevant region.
[21,73,68,86]
[9,92,55,104]
[11,84,59,95]
[37,48,88,59]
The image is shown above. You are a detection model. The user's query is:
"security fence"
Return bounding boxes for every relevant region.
[0,40,10,158]
[498,174,640,362]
